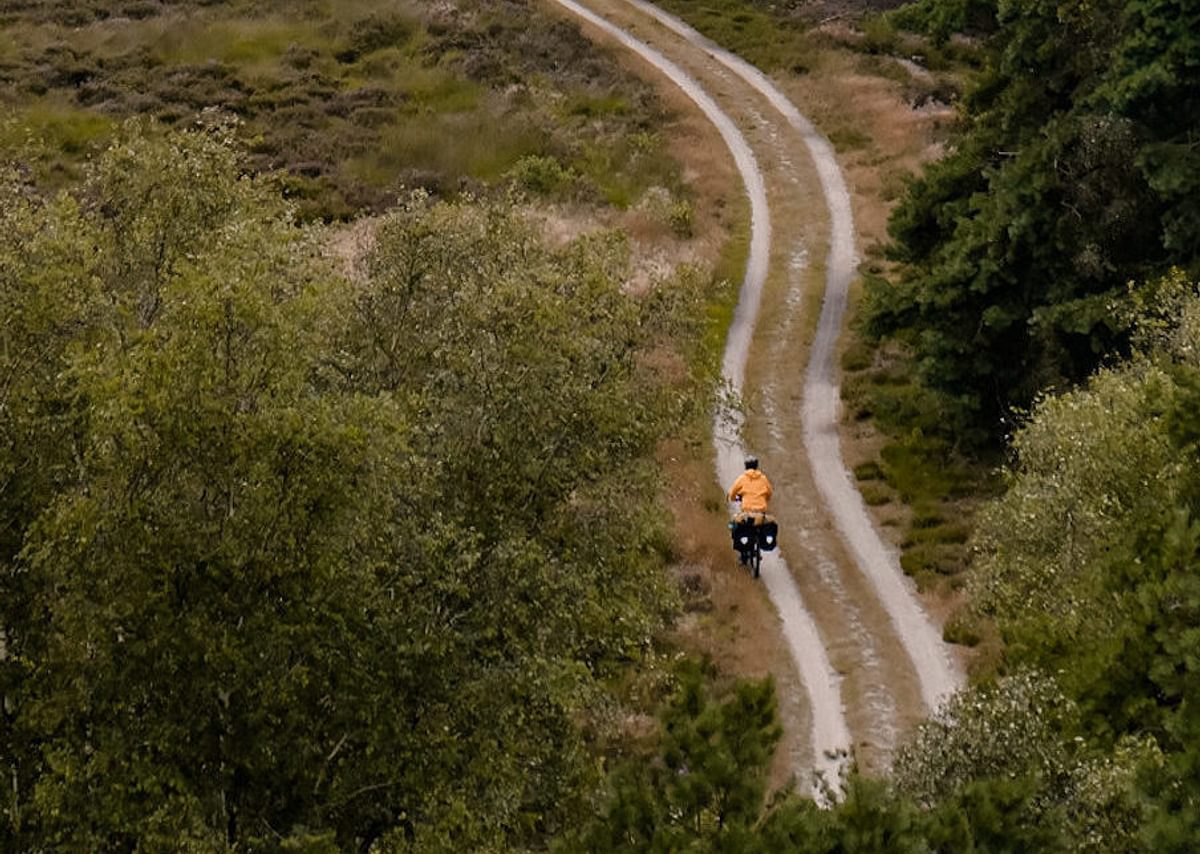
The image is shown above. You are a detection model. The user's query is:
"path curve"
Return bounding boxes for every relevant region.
[549,0,970,786]
[620,0,963,713]
[544,0,852,785]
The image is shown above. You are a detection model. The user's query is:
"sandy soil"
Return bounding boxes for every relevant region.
[544,0,966,786]
[547,0,858,789]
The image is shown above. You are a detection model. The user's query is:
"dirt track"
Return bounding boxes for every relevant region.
[545,0,964,784]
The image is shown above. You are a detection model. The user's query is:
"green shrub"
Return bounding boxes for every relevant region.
[566,93,629,117]
[899,543,962,577]
[10,104,115,155]
[668,199,694,238]
[860,15,900,55]
[859,481,892,506]
[507,154,575,196]
[346,12,415,58]
[904,521,971,547]
[880,435,956,502]
[911,504,946,528]
[828,127,870,151]
[842,338,874,371]
[943,612,982,646]
[854,460,885,481]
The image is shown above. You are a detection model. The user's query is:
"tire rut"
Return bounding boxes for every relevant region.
[545,0,964,785]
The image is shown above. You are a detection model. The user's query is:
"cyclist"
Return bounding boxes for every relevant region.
[727,455,773,524]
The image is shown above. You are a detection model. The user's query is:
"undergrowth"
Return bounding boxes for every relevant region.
[0,0,688,221]
[651,0,816,75]
[640,0,994,622]
[842,328,1000,603]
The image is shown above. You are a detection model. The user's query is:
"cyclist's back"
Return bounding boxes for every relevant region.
[728,456,773,517]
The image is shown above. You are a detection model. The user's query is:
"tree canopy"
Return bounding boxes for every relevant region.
[0,123,713,849]
[959,272,1200,848]
[866,0,1200,435]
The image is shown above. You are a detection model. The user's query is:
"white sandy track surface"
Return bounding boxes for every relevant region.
[548,0,969,788]
[619,0,963,715]
[543,0,853,786]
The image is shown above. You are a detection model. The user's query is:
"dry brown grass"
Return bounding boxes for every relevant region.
[782,48,955,248]
[659,441,813,791]
[549,0,974,774]
[563,6,812,785]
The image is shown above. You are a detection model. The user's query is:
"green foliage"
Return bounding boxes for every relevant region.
[859,481,893,506]
[560,664,782,853]
[889,0,998,43]
[650,0,815,75]
[0,0,680,222]
[841,337,874,372]
[959,277,1200,848]
[868,0,1200,437]
[1096,0,1200,258]
[576,133,685,211]
[563,663,1127,851]
[942,612,982,646]
[860,15,902,55]
[2,123,413,848]
[667,199,695,239]
[902,671,1123,825]
[758,775,929,853]
[563,662,1133,853]
[0,104,115,170]
[971,362,1181,668]
[880,435,964,502]
[506,154,578,196]
[854,461,884,481]
[0,124,713,848]
[338,11,416,63]
[893,671,1146,851]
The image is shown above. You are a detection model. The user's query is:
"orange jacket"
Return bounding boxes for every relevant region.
[727,469,773,513]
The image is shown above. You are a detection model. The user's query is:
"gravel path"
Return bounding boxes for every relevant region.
[545,0,852,785]
[547,0,964,783]
[622,0,962,716]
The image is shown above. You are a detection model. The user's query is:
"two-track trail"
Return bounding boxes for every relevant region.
[545,0,964,786]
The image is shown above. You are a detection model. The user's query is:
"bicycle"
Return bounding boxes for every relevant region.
[729,505,777,579]
[731,519,763,578]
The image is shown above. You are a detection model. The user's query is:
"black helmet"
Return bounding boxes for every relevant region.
[744,456,759,470]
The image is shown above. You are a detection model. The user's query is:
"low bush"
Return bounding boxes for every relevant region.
[340,11,415,62]
[859,481,893,506]
[652,0,815,74]
[506,154,576,196]
[860,15,901,55]
[942,611,982,646]
[853,460,885,481]
[842,338,875,371]
[900,542,963,580]
[1,0,680,221]
[840,325,997,597]
[667,199,694,238]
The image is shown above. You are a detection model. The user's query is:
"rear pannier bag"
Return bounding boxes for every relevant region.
[758,521,779,552]
[731,520,757,551]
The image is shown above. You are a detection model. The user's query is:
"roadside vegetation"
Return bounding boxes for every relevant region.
[871,0,1197,844]
[0,0,735,846]
[0,121,720,849]
[4,0,1197,847]
[0,0,691,221]
[561,0,1200,851]
[840,333,997,597]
